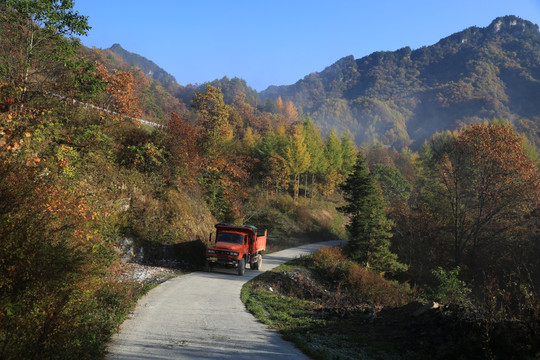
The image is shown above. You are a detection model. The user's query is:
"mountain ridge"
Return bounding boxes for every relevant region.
[108,43,178,88]
[259,15,540,148]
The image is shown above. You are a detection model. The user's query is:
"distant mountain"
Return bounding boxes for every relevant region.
[175,76,260,107]
[108,43,177,88]
[260,15,540,149]
[105,44,261,109]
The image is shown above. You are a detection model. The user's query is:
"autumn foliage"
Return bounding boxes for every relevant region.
[311,247,410,307]
[94,61,141,120]
[1,2,539,359]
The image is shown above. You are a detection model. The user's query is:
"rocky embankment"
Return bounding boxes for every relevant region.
[115,237,187,284]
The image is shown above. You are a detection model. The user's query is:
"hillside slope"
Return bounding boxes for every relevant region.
[108,43,178,88]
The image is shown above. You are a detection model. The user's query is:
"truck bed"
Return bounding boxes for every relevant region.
[253,230,267,253]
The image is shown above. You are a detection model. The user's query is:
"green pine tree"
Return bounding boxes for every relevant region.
[338,152,407,273]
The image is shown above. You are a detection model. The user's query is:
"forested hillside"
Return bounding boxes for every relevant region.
[260,15,540,149]
[78,45,186,124]
[108,43,177,88]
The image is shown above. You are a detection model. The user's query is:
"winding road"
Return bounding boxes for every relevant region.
[105,240,343,360]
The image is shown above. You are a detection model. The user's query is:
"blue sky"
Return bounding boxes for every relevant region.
[74,0,540,91]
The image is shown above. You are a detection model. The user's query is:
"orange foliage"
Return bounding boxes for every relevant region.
[458,123,540,205]
[94,61,141,120]
[165,112,200,180]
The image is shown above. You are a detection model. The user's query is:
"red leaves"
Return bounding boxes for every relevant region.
[34,186,96,222]
[429,122,540,265]
[0,98,15,113]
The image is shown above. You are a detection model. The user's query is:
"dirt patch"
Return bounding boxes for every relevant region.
[255,268,331,300]
[119,261,183,284]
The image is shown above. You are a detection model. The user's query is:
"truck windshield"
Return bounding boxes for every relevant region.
[217,233,244,244]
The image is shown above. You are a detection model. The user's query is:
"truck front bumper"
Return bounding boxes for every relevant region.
[206,257,239,267]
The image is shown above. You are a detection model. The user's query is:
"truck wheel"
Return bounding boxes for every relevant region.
[255,254,262,270]
[238,258,245,276]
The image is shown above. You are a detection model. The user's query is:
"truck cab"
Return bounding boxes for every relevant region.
[205,223,267,275]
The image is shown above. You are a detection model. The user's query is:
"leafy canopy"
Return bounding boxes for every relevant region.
[2,0,90,36]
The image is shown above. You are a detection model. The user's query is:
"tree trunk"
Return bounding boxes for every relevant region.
[310,173,315,205]
[293,175,300,202]
[20,25,35,110]
[304,173,308,198]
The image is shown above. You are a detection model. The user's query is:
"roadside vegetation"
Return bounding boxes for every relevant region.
[243,139,540,359]
[243,246,539,359]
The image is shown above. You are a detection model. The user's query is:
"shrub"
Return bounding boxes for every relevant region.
[345,262,409,307]
[310,247,410,307]
[428,266,472,306]
[312,246,348,271]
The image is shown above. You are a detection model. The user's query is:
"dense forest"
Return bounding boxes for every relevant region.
[0,1,538,359]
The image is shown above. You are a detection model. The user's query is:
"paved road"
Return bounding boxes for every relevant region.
[105,240,343,360]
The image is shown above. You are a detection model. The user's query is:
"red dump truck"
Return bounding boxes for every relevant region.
[205,223,267,275]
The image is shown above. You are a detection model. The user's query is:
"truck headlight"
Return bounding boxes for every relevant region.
[207,249,216,254]
[229,252,239,256]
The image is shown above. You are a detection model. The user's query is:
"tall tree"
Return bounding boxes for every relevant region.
[422,122,540,266]
[283,100,299,123]
[165,112,199,179]
[302,117,327,202]
[240,126,260,156]
[264,153,290,198]
[286,125,311,202]
[192,84,232,158]
[338,152,407,273]
[94,62,141,120]
[371,164,413,205]
[341,131,357,175]
[0,0,90,107]
[318,128,344,195]
[325,128,343,172]
[276,96,284,114]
